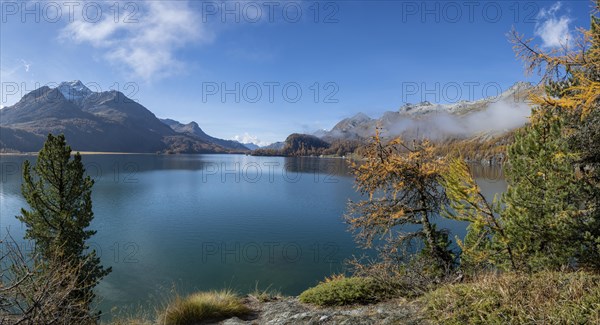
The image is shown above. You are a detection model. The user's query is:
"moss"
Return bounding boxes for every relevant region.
[299,276,388,306]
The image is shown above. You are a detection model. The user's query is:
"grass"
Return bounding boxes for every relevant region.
[159,289,251,325]
[249,283,282,302]
[106,305,153,325]
[421,271,600,324]
[299,275,389,307]
[108,318,152,325]
[107,271,600,324]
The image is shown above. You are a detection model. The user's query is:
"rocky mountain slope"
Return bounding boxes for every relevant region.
[0,81,247,154]
[254,82,536,158]
[319,82,535,143]
[261,141,285,150]
[241,142,260,150]
[160,118,248,151]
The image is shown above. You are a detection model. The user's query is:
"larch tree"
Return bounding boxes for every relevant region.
[345,132,455,275]
[441,157,516,273]
[510,0,600,270]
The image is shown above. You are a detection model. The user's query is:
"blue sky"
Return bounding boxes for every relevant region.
[0,0,593,145]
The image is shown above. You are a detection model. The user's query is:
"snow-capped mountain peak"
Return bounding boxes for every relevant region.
[56,80,93,103]
[317,81,537,142]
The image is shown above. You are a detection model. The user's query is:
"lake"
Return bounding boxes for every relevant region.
[0,154,506,316]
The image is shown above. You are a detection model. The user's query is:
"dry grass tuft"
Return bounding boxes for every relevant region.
[159,290,251,325]
[422,271,600,324]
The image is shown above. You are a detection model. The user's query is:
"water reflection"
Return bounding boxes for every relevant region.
[469,163,505,182]
[0,154,507,319]
[283,156,352,177]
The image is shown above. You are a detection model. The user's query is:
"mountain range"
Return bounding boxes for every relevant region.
[0,81,535,155]
[253,82,536,159]
[159,118,249,151]
[0,81,251,153]
[316,81,534,143]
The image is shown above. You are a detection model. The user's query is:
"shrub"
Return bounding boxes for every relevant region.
[299,276,388,306]
[0,234,98,325]
[160,290,251,325]
[422,271,600,324]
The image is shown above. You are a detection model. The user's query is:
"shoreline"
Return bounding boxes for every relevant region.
[0,151,158,156]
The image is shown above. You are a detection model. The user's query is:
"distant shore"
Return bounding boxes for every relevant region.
[0,151,158,156]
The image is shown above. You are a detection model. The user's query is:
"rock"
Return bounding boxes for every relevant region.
[218,297,426,325]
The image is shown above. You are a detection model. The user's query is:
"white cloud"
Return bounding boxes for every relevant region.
[534,2,573,49]
[20,60,30,72]
[61,1,213,81]
[232,133,269,146]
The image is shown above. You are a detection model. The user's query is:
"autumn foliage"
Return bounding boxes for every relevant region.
[347,2,600,284]
[345,131,455,277]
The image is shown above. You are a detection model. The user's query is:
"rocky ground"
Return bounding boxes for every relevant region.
[221,297,426,325]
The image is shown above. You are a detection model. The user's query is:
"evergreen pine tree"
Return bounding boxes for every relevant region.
[502,107,581,271]
[510,0,600,270]
[17,134,111,315]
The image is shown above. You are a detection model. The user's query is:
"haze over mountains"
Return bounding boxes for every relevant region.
[250,82,535,157]
[0,81,251,153]
[0,81,535,154]
[316,82,534,143]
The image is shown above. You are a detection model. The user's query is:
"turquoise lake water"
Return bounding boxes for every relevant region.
[0,154,506,315]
